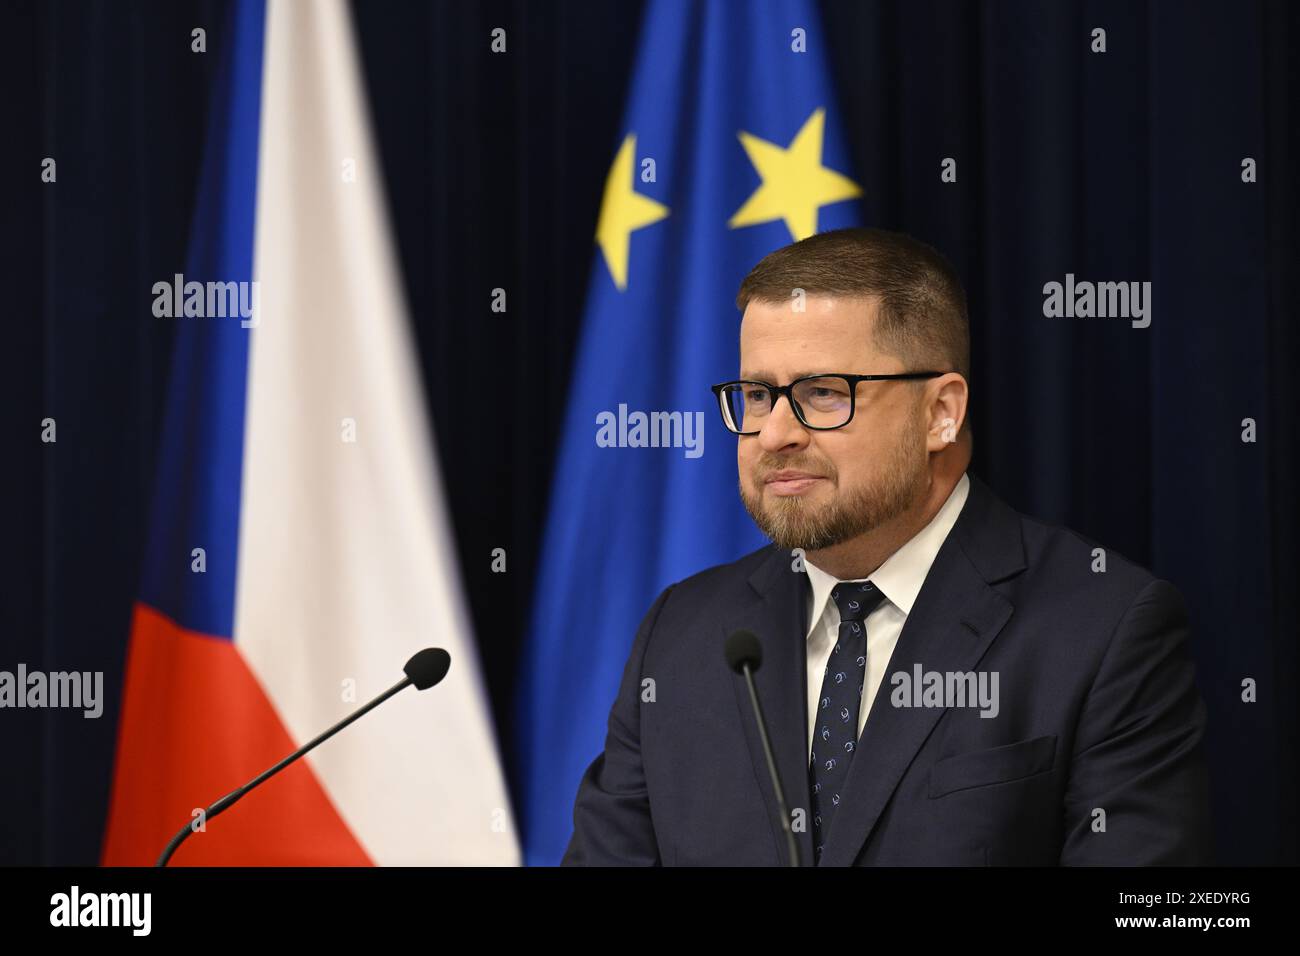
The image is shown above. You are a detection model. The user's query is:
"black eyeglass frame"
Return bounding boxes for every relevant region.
[710,371,948,435]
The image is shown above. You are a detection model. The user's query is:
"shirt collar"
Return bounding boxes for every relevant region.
[803,472,970,640]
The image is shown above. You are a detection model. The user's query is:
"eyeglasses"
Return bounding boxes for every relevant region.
[710,372,947,435]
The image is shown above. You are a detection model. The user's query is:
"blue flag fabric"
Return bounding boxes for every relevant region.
[517,0,863,866]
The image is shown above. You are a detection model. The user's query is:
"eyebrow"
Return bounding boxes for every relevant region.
[737,370,832,382]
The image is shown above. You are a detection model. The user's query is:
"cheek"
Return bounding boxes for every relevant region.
[821,434,877,484]
[737,441,756,481]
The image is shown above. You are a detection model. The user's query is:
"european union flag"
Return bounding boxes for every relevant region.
[516,0,863,865]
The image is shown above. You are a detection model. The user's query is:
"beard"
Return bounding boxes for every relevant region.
[739,425,928,553]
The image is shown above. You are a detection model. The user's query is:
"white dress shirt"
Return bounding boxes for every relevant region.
[803,472,971,758]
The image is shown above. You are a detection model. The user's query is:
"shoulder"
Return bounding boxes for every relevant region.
[659,542,780,603]
[975,483,1186,639]
[636,542,784,629]
[674,542,780,589]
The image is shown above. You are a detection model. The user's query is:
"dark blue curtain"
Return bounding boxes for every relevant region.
[1,0,1294,866]
[820,0,1299,866]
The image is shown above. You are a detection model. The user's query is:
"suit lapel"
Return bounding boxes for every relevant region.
[818,473,1026,867]
[726,545,814,867]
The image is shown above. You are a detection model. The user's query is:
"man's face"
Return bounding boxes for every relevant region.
[736,295,930,552]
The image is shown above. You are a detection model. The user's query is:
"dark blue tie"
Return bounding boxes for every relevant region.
[809,580,886,864]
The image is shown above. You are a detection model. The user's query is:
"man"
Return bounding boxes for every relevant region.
[562,228,1213,866]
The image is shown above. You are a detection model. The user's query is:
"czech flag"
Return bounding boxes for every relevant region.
[101,0,519,865]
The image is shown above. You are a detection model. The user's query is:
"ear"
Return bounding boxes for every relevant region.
[924,373,969,453]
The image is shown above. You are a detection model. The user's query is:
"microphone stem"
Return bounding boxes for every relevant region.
[741,663,801,867]
[237,675,412,802]
[155,675,413,866]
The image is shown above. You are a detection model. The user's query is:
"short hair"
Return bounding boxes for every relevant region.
[735,227,970,382]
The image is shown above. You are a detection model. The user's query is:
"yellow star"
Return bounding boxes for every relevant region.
[728,108,862,242]
[595,133,670,291]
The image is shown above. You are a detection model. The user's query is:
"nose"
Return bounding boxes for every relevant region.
[756,391,809,453]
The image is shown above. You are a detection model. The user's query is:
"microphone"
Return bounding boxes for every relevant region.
[155,647,452,866]
[724,630,802,867]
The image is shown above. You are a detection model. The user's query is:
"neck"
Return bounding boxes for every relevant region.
[806,461,964,580]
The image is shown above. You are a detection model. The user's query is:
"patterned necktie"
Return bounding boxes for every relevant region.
[809,580,886,865]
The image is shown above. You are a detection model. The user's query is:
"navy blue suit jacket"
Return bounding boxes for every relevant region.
[562,473,1214,865]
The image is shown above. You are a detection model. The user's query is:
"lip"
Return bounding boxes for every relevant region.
[763,471,824,496]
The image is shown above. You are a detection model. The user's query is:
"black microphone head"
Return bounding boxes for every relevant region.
[404,648,451,689]
[724,629,762,674]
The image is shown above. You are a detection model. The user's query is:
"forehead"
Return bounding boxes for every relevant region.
[739,295,884,377]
